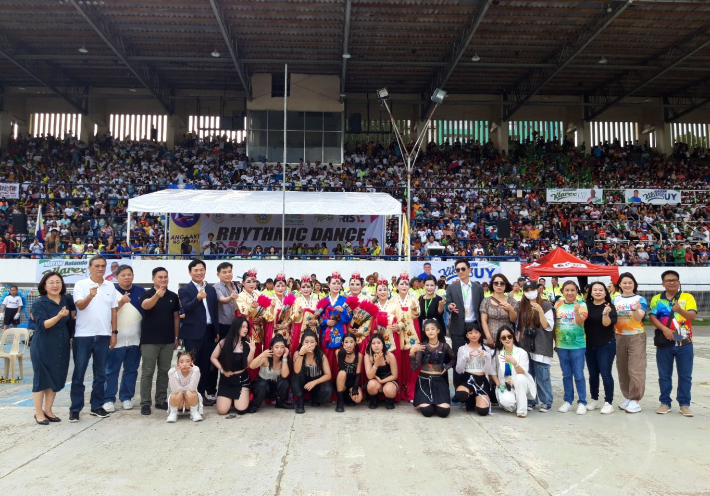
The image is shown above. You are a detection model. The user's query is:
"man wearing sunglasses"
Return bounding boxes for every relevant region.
[446,258,484,390]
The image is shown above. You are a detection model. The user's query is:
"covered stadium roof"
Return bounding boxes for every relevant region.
[2,0,710,120]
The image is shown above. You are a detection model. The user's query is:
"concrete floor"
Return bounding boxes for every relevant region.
[1,329,709,496]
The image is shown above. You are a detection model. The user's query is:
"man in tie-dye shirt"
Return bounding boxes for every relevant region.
[649,270,697,418]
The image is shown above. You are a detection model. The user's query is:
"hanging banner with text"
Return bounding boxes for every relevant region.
[169,214,385,255]
[546,188,604,204]
[624,189,681,205]
[410,260,501,284]
[36,259,133,284]
[0,183,20,199]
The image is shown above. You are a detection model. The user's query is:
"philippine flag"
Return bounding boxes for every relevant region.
[36,208,45,242]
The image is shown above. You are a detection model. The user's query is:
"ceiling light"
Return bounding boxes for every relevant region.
[339,93,347,98]
[18,86,25,91]
[211,49,220,58]
[471,53,481,62]
[376,88,389,100]
[431,88,447,104]
[78,45,88,54]
[606,4,612,12]
[644,98,650,102]
[128,88,137,92]
[342,53,351,59]
[598,56,608,65]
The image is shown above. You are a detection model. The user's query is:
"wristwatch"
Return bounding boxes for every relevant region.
[112,330,118,335]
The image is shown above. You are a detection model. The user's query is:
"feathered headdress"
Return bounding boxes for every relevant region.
[247,268,257,278]
[275,272,286,282]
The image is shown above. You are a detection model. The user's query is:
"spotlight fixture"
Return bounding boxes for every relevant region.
[211,49,220,58]
[339,93,347,98]
[342,53,351,59]
[471,53,481,62]
[128,88,137,92]
[598,56,608,65]
[376,87,389,100]
[18,86,26,91]
[431,88,447,104]
[606,4,612,12]
[78,45,88,54]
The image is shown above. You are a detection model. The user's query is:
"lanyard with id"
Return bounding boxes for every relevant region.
[462,283,470,318]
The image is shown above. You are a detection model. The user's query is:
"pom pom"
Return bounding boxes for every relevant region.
[257,295,273,308]
[345,296,360,310]
[376,312,390,329]
[316,298,330,310]
[283,294,296,306]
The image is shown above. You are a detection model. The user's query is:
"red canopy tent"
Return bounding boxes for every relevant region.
[521,248,619,282]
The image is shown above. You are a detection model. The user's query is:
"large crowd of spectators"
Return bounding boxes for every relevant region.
[0,129,709,265]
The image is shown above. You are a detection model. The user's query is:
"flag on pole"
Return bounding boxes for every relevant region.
[36,208,44,242]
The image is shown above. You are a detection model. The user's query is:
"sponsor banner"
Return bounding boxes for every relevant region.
[36,259,133,284]
[168,213,202,255]
[169,214,385,255]
[625,189,681,205]
[411,260,501,284]
[0,183,20,199]
[546,188,603,204]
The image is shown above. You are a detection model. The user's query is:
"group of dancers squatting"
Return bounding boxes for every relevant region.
[169,266,529,421]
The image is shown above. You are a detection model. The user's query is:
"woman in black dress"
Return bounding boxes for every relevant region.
[418,275,445,342]
[30,272,71,424]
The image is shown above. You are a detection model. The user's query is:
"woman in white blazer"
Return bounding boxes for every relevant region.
[492,325,537,418]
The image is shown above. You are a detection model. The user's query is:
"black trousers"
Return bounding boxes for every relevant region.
[291,373,333,403]
[183,333,218,396]
[251,376,290,408]
[451,333,466,389]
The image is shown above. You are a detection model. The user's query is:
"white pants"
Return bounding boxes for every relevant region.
[497,375,531,415]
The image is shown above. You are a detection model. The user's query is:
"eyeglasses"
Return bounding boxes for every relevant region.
[455,267,468,272]
[500,335,513,341]
[663,279,679,283]
[492,281,506,286]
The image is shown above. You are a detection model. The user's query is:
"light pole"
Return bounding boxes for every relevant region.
[377,87,447,261]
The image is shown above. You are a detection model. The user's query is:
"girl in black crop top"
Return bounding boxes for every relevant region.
[335,333,364,412]
[364,333,398,409]
[409,319,455,418]
[210,317,255,416]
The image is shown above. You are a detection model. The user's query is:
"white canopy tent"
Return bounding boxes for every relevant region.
[126,190,404,258]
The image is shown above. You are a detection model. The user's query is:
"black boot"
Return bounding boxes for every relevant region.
[295,397,305,414]
[275,399,295,410]
[335,392,345,413]
[343,393,356,406]
[385,398,395,410]
[368,394,379,410]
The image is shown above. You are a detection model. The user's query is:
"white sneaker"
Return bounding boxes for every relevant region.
[122,400,134,410]
[600,402,614,415]
[625,400,642,413]
[204,393,217,401]
[558,402,571,413]
[166,406,178,423]
[586,400,598,411]
[576,403,587,415]
[189,408,203,422]
[102,402,116,413]
[619,398,631,411]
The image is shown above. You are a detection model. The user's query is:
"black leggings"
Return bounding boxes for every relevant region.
[291,372,333,403]
[251,376,290,408]
[420,404,450,418]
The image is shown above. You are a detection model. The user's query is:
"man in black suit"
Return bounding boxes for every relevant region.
[445,258,484,390]
[178,259,219,406]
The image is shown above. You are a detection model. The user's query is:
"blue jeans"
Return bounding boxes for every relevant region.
[528,359,553,408]
[104,345,141,403]
[586,339,616,404]
[656,343,693,407]
[557,348,587,405]
[71,336,110,412]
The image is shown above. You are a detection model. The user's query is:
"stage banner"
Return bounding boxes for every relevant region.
[624,188,681,205]
[36,259,133,284]
[410,260,501,284]
[0,183,20,199]
[170,214,385,255]
[168,213,202,254]
[546,188,603,204]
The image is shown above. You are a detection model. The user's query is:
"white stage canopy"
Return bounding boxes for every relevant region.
[127,190,402,216]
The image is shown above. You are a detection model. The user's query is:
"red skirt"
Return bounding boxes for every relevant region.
[397,319,422,402]
[323,347,339,402]
[290,322,304,357]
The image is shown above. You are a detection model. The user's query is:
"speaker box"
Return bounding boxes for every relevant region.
[348,113,362,133]
[496,219,511,239]
[12,213,27,234]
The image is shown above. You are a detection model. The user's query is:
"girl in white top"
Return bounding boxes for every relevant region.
[1,286,23,330]
[492,325,537,418]
[453,322,494,416]
[167,350,202,423]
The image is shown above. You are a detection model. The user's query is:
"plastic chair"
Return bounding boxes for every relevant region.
[0,328,29,380]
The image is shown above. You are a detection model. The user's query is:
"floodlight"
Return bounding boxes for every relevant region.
[431,88,447,104]
[78,45,88,54]
[342,53,351,59]
[376,88,389,100]
[471,53,481,62]
[211,49,220,58]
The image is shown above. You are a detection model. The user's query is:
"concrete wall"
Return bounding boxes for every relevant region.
[248,74,343,113]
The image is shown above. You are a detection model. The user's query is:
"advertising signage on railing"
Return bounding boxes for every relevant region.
[624,189,681,205]
[36,259,133,284]
[546,188,603,204]
[410,260,501,284]
[0,183,20,199]
[168,213,386,255]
